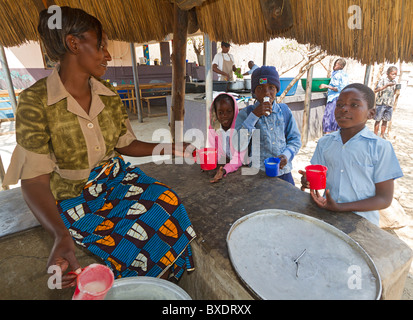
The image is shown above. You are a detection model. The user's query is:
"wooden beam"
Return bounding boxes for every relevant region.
[302,65,314,147]
[170,4,188,143]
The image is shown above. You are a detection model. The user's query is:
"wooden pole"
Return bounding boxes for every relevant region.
[170,4,188,143]
[204,33,213,147]
[0,45,17,115]
[301,65,314,147]
[130,42,143,123]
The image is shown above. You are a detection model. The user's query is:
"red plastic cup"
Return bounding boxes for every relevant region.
[305,165,328,190]
[72,264,114,300]
[192,148,217,170]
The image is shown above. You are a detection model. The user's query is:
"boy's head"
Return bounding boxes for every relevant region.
[335,83,376,131]
[251,66,280,103]
[387,66,398,81]
[333,58,346,71]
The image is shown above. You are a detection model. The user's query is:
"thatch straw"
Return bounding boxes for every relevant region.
[0,0,411,64]
[0,0,40,47]
[54,0,174,43]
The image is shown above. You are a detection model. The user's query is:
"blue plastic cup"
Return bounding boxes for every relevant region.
[264,157,280,177]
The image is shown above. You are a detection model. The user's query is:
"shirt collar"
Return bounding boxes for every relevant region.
[46,65,116,106]
[333,126,377,142]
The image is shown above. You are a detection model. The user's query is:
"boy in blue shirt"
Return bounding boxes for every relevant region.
[300,83,403,226]
[234,66,302,185]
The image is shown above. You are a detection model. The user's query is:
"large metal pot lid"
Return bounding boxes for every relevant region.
[226,209,382,300]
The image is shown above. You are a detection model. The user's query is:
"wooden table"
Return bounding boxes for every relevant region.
[116,83,172,117]
[137,162,413,300]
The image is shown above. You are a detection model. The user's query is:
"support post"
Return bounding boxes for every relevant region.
[130,42,143,123]
[0,45,17,115]
[204,33,213,147]
[170,4,188,143]
[302,65,314,147]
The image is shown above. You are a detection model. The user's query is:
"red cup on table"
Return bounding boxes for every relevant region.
[305,165,328,190]
[72,264,114,300]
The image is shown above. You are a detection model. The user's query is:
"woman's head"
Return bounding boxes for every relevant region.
[333,58,346,71]
[38,6,103,62]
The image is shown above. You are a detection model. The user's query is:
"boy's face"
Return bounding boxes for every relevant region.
[216,100,234,131]
[254,83,278,104]
[335,88,375,131]
[387,70,397,81]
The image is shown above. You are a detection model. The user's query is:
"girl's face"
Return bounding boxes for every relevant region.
[216,99,234,131]
[254,83,278,104]
[335,88,374,131]
[76,30,112,78]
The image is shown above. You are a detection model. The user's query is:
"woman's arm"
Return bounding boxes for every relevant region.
[21,174,81,287]
[115,140,193,158]
[310,179,394,212]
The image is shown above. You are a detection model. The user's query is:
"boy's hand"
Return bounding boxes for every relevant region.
[253,101,272,117]
[310,189,340,211]
[278,155,288,169]
[298,170,310,191]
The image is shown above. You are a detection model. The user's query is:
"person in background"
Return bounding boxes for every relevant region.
[212,42,240,81]
[319,58,349,134]
[234,66,302,185]
[3,7,196,288]
[299,84,403,226]
[243,60,259,76]
[208,93,244,183]
[374,66,398,139]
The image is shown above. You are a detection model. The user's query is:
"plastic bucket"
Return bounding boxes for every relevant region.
[193,148,217,170]
[305,165,328,190]
[72,264,114,300]
[276,77,299,96]
[264,157,280,177]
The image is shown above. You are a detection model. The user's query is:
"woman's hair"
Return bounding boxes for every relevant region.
[342,83,376,109]
[38,6,103,62]
[213,94,234,113]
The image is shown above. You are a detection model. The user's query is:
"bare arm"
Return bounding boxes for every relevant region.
[115,140,194,158]
[21,174,81,288]
[212,63,229,80]
[311,179,394,212]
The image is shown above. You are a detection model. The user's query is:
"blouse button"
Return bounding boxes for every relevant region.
[95,146,100,151]
[87,123,94,129]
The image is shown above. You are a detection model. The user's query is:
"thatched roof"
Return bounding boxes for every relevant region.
[0,0,412,65]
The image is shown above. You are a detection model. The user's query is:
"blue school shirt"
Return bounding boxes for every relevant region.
[234,100,302,174]
[311,127,403,226]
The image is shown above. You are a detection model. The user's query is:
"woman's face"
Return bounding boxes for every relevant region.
[76,30,112,78]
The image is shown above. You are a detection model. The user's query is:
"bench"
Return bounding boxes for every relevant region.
[139,82,172,117]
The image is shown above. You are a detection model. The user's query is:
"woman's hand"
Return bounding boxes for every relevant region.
[172,142,196,158]
[210,166,225,183]
[298,170,310,191]
[47,233,82,288]
[310,189,340,211]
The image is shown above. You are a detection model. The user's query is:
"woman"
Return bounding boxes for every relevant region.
[4,7,195,288]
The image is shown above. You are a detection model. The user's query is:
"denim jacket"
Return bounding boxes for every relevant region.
[234,100,302,174]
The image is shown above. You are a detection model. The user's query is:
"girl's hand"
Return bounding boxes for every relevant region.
[298,170,310,191]
[47,234,81,288]
[210,166,225,183]
[310,189,340,211]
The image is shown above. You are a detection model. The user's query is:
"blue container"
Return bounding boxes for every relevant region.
[276,77,298,97]
[264,157,280,177]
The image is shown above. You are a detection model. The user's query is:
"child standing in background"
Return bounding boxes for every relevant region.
[320,58,349,134]
[208,93,244,183]
[374,66,398,139]
[300,84,403,226]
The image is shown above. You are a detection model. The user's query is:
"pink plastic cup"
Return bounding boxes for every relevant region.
[192,148,217,170]
[305,165,328,190]
[72,264,114,300]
